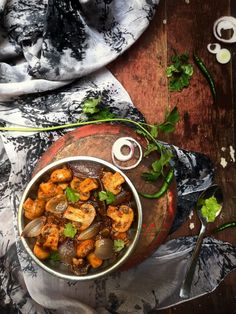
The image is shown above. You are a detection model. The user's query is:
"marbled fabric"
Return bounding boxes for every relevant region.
[0,0,159,97]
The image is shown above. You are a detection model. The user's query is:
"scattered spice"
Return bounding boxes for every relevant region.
[189,223,195,230]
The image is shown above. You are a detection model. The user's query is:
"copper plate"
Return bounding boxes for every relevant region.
[34,124,176,269]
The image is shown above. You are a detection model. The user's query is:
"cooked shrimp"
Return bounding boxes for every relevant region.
[107,205,134,232]
[50,168,73,183]
[101,171,125,195]
[23,197,45,220]
[63,203,96,231]
[76,239,94,258]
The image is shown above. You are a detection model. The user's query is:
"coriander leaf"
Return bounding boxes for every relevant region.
[166,53,193,92]
[49,251,60,261]
[158,122,175,133]
[151,159,163,173]
[166,65,177,77]
[113,239,125,252]
[82,97,102,114]
[165,106,179,124]
[150,125,158,138]
[142,170,161,182]
[144,143,158,157]
[91,108,116,120]
[64,223,77,238]
[98,191,115,205]
[169,78,183,92]
[152,149,172,173]
[200,196,222,222]
[66,187,80,203]
[142,149,173,182]
[136,128,148,137]
[182,64,194,76]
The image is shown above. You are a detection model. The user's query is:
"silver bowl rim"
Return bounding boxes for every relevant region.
[18,156,143,281]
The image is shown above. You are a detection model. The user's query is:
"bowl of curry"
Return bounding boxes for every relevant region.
[18,156,142,280]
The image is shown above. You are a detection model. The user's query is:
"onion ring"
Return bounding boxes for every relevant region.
[213,16,236,43]
[112,137,135,161]
[111,137,143,170]
[207,43,221,54]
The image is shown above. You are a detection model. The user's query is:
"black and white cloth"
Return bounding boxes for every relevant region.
[0,0,157,97]
[0,1,236,313]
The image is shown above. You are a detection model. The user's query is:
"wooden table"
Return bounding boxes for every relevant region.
[109,1,236,313]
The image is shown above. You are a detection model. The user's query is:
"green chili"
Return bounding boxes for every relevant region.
[139,168,174,199]
[193,53,216,102]
[212,221,236,233]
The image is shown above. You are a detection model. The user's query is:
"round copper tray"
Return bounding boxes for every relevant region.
[34,124,176,269]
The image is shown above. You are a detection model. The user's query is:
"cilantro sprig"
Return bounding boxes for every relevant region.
[98,191,115,205]
[82,97,102,114]
[49,251,60,261]
[113,239,125,252]
[200,196,222,222]
[81,97,116,120]
[140,107,179,156]
[63,223,77,238]
[0,97,180,195]
[166,53,193,92]
[138,107,179,182]
[142,148,173,181]
[65,187,80,203]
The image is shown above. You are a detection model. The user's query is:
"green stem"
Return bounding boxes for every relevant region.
[0,118,163,152]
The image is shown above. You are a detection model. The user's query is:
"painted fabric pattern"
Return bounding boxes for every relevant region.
[0,0,159,97]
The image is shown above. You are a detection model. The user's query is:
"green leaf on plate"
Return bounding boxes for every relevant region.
[65,187,80,203]
[49,251,60,261]
[113,239,125,252]
[64,223,77,238]
[98,191,115,205]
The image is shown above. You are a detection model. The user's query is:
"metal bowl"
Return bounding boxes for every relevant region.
[18,156,142,281]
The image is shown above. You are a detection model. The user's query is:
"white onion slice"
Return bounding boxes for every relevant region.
[216,48,231,64]
[111,137,143,170]
[112,138,135,162]
[213,16,236,43]
[207,43,221,54]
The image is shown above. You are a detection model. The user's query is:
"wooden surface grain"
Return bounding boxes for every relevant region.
[109,0,236,313]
